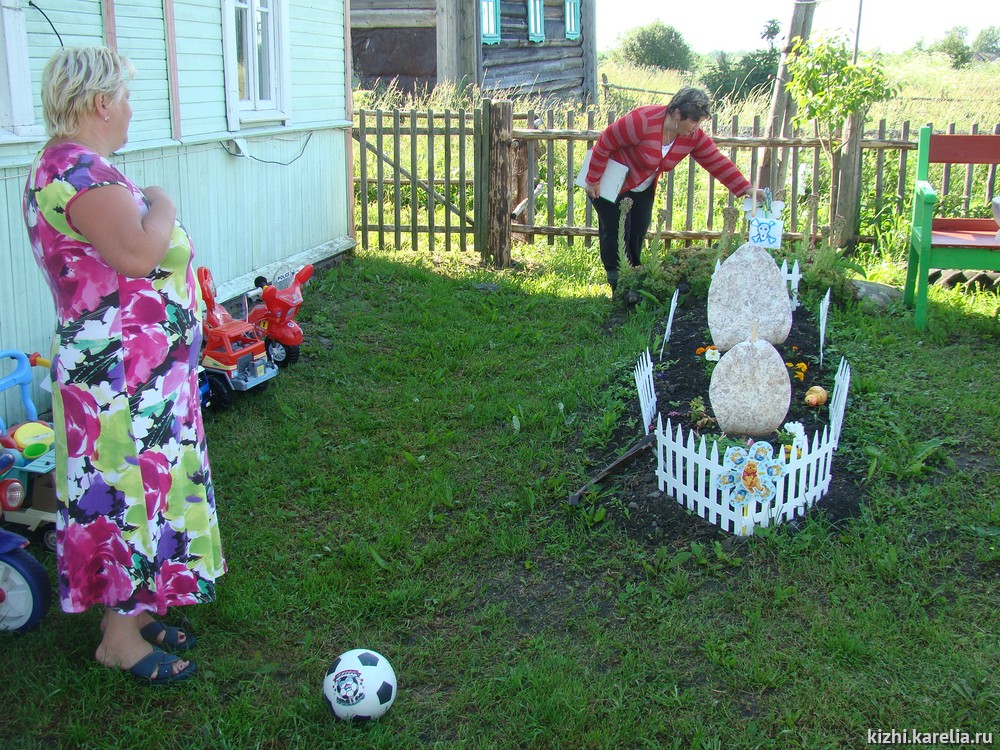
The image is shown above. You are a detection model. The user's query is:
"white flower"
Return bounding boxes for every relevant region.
[783,421,807,447]
[704,348,720,362]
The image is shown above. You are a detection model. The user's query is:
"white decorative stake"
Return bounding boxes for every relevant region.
[819,288,831,367]
[742,189,785,250]
[659,288,680,361]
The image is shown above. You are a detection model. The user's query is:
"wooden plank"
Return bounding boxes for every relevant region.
[427,108,436,249]
[358,109,370,249]
[474,102,487,260]
[459,107,470,251]
[546,109,555,246]
[928,131,1000,165]
[443,110,453,251]
[352,10,436,28]
[376,109,386,250]
[410,109,419,251]
[393,110,402,249]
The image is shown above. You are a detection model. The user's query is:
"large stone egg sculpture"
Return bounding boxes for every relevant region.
[709,336,791,437]
[708,243,792,353]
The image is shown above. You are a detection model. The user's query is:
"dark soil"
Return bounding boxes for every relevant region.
[583,294,867,549]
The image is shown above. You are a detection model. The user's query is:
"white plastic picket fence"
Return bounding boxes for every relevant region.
[651,357,851,536]
[633,348,656,434]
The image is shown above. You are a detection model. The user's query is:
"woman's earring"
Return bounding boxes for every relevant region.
[104,116,110,122]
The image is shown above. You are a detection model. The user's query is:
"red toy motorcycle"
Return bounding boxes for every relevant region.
[248,264,313,366]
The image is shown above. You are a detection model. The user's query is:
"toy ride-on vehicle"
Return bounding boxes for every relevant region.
[0,351,58,553]
[1,454,52,632]
[248,264,313,367]
[197,267,279,410]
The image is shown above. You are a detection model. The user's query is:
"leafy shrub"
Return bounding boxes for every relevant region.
[932,27,974,68]
[700,49,779,103]
[613,22,693,72]
[972,26,1000,56]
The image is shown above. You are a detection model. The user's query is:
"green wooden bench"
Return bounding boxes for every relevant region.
[903,126,1000,329]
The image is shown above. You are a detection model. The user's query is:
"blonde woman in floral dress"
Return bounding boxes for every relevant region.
[22,47,225,685]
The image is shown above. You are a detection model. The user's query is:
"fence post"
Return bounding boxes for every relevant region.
[485,99,513,267]
[835,111,865,250]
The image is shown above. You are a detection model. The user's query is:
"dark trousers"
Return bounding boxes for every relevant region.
[591,184,657,277]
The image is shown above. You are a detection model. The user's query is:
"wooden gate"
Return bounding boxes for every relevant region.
[352,107,476,255]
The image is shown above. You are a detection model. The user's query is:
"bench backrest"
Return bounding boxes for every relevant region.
[916,125,1000,181]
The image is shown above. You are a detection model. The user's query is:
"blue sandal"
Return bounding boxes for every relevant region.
[140,621,197,652]
[126,648,197,686]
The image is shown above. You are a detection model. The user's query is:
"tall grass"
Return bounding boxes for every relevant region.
[600,52,1000,133]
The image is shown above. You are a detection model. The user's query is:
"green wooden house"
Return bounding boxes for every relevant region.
[351,0,597,102]
[0,0,354,420]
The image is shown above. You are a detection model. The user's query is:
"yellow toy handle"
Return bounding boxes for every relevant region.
[27,352,51,369]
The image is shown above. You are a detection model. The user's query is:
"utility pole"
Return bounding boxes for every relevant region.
[756,0,816,195]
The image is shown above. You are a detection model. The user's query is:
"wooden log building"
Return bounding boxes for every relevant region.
[350,0,598,103]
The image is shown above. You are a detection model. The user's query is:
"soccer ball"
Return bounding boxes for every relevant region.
[323,648,397,721]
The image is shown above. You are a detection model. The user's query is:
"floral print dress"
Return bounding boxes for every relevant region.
[23,143,226,615]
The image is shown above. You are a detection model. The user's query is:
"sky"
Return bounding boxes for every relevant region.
[595,0,991,55]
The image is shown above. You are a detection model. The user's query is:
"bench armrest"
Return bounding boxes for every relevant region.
[911,179,937,238]
[913,180,937,206]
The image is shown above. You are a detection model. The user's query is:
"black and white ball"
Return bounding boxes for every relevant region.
[323,648,397,721]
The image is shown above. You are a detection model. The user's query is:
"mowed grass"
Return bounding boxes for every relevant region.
[2,239,998,749]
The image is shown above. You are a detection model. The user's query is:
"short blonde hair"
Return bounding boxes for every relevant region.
[41,47,135,138]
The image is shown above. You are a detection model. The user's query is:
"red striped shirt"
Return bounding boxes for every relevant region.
[586,105,751,196]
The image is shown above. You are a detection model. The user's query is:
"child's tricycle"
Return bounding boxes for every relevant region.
[0,465,52,632]
[0,350,54,632]
[0,351,58,553]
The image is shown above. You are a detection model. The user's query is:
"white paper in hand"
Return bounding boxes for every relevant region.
[576,150,628,201]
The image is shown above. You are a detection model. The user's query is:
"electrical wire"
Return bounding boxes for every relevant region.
[221,131,314,165]
[27,1,63,47]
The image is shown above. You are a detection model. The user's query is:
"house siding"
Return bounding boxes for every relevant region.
[349,0,596,102]
[1,0,353,422]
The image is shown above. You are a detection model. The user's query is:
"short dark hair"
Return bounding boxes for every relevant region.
[667,86,712,121]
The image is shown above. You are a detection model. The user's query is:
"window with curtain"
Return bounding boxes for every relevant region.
[223,0,290,127]
[481,0,501,45]
[527,0,545,43]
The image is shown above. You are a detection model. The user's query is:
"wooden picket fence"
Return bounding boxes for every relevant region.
[654,357,851,536]
[353,102,1000,265]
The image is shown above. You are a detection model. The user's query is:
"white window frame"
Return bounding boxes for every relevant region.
[222,0,292,131]
[0,2,41,140]
[564,0,580,40]
[481,0,500,45]
[527,0,545,43]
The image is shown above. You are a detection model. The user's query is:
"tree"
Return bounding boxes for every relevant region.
[785,36,896,164]
[761,19,781,50]
[785,36,897,247]
[972,25,1000,56]
[614,22,693,72]
[931,27,973,68]
[700,21,780,103]
[701,49,779,103]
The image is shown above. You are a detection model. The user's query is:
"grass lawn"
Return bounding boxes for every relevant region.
[2,240,998,749]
